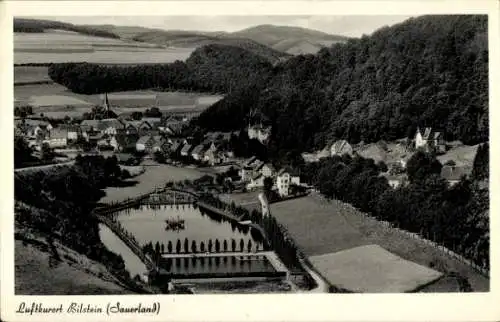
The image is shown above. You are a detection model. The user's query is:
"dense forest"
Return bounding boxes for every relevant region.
[48,44,274,94]
[14,18,120,39]
[300,147,490,270]
[196,15,488,150]
[48,15,488,151]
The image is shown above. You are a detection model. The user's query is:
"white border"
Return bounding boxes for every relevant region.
[2,1,499,322]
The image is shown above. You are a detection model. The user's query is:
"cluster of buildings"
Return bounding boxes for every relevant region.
[301,127,471,189]
[14,115,187,151]
[238,156,301,197]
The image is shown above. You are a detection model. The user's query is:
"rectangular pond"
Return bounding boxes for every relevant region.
[157,254,278,278]
[112,204,265,252]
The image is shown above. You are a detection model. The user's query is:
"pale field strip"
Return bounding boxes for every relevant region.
[309,244,443,293]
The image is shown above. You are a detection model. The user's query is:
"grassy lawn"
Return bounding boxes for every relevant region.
[219,191,262,213]
[100,164,205,204]
[270,192,489,292]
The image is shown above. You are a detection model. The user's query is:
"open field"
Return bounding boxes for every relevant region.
[15,31,194,64]
[14,83,223,118]
[100,162,205,204]
[14,66,51,83]
[309,245,443,293]
[268,192,489,292]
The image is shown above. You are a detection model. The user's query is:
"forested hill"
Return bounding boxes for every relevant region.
[195,15,489,150]
[48,43,274,94]
[14,18,120,39]
[48,15,488,149]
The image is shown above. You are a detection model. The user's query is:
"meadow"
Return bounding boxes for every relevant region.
[100,162,205,204]
[14,83,223,119]
[269,192,489,292]
[15,31,195,64]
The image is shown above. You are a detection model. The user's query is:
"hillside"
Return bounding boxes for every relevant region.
[14,157,152,295]
[194,15,488,153]
[14,18,119,39]
[131,31,289,63]
[15,227,128,295]
[231,24,349,54]
[48,42,275,94]
[15,18,290,64]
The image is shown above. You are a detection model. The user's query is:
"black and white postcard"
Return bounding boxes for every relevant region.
[1,1,498,321]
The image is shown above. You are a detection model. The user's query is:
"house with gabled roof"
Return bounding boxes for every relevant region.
[100,118,125,136]
[258,163,276,178]
[415,127,446,153]
[203,142,221,166]
[246,173,265,191]
[330,139,354,157]
[44,128,68,148]
[142,117,162,129]
[136,135,156,153]
[180,144,193,157]
[276,168,301,196]
[191,144,206,161]
[168,140,184,156]
[441,165,472,187]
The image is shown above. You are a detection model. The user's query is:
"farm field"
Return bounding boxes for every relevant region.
[15,31,195,64]
[14,83,223,118]
[267,192,489,292]
[100,162,205,204]
[14,66,51,83]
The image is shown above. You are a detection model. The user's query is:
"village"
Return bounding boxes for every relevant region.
[14,91,474,199]
[14,94,310,199]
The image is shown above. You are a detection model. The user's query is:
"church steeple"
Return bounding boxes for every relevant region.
[103,93,110,112]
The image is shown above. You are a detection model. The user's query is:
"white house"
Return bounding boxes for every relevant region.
[415,127,446,153]
[136,135,153,152]
[247,125,271,144]
[330,140,353,157]
[256,163,275,178]
[276,169,291,197]
[239,166,254,182]
[191,144,205,161]
[101,118,125,136]
[44,128,68,148]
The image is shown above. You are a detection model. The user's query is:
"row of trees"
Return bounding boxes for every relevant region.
[143,238,257,258]
[301,150,489,269]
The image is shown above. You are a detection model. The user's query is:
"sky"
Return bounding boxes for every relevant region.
[35,15,414,37]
